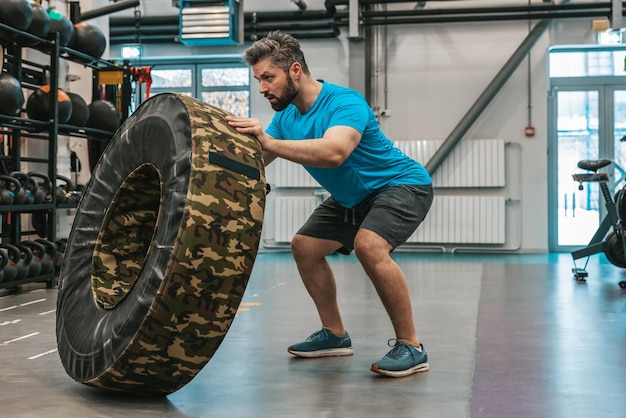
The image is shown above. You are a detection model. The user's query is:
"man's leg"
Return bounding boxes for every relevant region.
[353,228,420,348]
[290,234,346,337]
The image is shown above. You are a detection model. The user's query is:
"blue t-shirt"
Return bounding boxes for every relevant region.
[266,81,431,208]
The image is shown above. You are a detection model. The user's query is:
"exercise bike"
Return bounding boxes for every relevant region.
[571,159,626,288]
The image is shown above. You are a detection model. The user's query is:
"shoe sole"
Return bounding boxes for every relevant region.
[287,347,354,358]
[370,362,429,377]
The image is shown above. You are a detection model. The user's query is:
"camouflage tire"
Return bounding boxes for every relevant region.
[56,93,266,396]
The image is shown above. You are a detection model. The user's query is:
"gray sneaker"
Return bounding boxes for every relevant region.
[370,340,429,377]
[288,328,354,358]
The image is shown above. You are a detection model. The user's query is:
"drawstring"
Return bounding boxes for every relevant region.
[344,208,356,225]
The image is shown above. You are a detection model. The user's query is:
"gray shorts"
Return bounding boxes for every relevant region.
[296,184,434,255]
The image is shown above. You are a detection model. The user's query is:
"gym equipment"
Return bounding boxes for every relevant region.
[26,86,73,124]
[0,243,29,281]
[86,100,120,132]
[27,171,52,203]
[47,9,74,47]
[16,242,40,278]
[571,159,626,288]
[25,2,50,41]
[0,175,22,204]
[10,172,35,204]
[0,247,17,283]
[10,1,51,46]
[66,92,90,126]
[0,73,25,116]
[0,0,33,31]
[34,239,56,274]
[69,22,106,59]
[0,250,8,283]
[56,93,266,396]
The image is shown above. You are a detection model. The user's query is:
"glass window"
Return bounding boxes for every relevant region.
[549,48,626,78]
[150,69,193,88]
[202,68,249,87]
[201,91,250,116]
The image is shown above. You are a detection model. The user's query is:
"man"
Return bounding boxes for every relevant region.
[226,31,433,378]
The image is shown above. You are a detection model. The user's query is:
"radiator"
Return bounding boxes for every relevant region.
[395,139,506,188]
[408,195,506,244]
[273,195,506,245]
[274,196,320,242]
[266,160,320,188]
[267,140,505,188]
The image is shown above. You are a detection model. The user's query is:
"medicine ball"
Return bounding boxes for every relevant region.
[66,92,89,127]
[8,2,50,47]
[86,100,120,133]
[47,9,74,47]
[0,0,33,31]
[0,73,24,116]
[25,2,50,43]
[26,86,73,124]
[70,22,106,59]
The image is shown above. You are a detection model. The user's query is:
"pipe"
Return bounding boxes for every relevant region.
[425,19,551,175]
[81,0,140,21]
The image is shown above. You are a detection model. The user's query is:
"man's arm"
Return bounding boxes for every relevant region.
[225,116,361,168]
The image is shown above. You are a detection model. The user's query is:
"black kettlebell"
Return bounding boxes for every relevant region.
[0,243,28,281]
[11,172,35,204]
[0,249,8,283]
[34,239,56,274]
[21,241,47,276]
[2,174,26,204]
[55,174,73,203]
[54,238,67,275]
[27,172,52,203]
[16,243,40,278]
[0,175,18,205]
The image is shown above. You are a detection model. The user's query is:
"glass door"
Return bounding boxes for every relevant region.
[554,89,600,248]
[549,86,626,251]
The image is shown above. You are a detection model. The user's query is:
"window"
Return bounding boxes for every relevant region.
[133,58,250,117]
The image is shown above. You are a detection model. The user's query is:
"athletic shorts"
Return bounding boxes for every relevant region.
[296,184,434,254]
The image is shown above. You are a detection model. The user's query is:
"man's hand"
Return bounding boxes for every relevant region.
[225,116,270,147]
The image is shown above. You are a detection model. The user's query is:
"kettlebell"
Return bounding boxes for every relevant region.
[16,243,40,278]
[1,174,26,204]
[27,172,52,203]
[55,174,73,203]
[54,238,67,275]
[21,241,47,276]
[0,249,8,283]
[0,175,18,205]
[11,172,35,204]
[34,239,56,274]
[0,244,28,281]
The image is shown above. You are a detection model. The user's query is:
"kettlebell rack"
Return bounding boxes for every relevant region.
[0,22,130,290]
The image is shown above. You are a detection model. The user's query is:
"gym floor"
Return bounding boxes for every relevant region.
[1,251,625,417]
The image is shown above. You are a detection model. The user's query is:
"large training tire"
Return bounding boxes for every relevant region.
[56,93,266,396]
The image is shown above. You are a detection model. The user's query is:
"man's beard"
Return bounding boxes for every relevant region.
[268,74,298,111]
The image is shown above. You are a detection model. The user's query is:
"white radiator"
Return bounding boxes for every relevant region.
[273,195,506,245]
[274,196,320,242]
[266,160,320,188]
[408,195,506,244]
[396,139,506,188]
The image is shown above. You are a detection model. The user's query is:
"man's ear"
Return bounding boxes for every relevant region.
[290,62,302,79]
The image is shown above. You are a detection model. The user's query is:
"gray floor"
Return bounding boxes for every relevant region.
[1,251,625,417]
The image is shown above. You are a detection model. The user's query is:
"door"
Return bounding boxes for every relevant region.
[549,84,626,251]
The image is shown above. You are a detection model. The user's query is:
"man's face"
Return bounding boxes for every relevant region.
[252,58,299,111]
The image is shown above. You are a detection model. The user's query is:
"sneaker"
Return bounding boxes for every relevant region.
[287,328,354,358]
[370,339,429,377]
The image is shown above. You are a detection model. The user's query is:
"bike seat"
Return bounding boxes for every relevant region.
[577,159,611,172]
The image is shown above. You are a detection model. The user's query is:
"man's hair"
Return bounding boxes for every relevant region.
[243,31,310,74]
